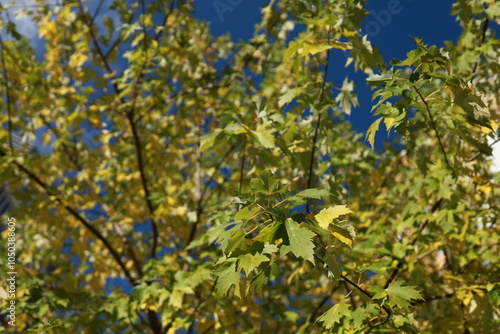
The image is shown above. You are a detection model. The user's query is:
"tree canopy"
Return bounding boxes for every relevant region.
[0,0,499,333]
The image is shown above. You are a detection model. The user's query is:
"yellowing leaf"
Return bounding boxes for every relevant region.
[39,20,57,40]
[302,40,352,56]
[366,117,382,149]
[69,53,88,68]
[330,224,354,248]
[315,205,354,229]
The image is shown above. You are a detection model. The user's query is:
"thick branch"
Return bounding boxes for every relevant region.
[0,148,136,285]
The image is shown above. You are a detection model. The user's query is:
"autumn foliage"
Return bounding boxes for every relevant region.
[0,0,499,333]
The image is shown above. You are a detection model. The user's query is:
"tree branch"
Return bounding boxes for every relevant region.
[239,134,247,192]
[413,86,453,174]
[306,42,332,213]
[0,148,136,285]
[471,18,489,75]
[0,36,14,154]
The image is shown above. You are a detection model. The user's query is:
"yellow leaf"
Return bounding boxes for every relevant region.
[366,117,382,149]
[315,205,354,229]
[330,225,354,248]
[39,20,57,40]
[384,117,395,132]
[301,40,352,56]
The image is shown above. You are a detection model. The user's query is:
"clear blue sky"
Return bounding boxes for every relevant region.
[192,0,485,143]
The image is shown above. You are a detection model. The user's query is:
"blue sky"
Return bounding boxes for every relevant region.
[1,0,498,165]
[193,0,500,169]
[194,0,461,134]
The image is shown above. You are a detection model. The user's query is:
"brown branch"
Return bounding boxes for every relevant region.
[154,1,176,41]
[76,0,123,99]
[0,148,136,285]
[468,137,500,162]
[312,255,391,329]
[113,222,143,277]
[471,18,489,75]
[340,274,392,332]
[185,123,204,248]
[305,42,332,213]
[239,134,247,192]
[412,293,455,305]
[0,36,13,154]
[309,285,340,323]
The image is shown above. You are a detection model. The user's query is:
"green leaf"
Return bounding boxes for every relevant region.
[315,205,354,229]
[335,78,359,115]
[214,259,241,298]
[252,129,275,148]
[366,117,383,149]
[278,87,301,107]
[351,304,379,328]
[217,222,244,254]
[200,129,223,151]
[449,85,490,125]
[302,40,351,56]
[253,221,283,243]
[319,245,341,282]
[281,218,316,263]
[317,299,351,329]
[295,188,331,199]
[251,169,280,194]
[262,242,279,254]
[234,206,261,221]
[371,281,424,311]
[238,253,269,274]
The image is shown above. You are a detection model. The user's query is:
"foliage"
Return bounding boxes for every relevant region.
[0,0,499,333]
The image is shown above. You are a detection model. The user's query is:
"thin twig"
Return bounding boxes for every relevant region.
[239,134,247,192]
[471,18,489,75]
[468,137,500,162]
[306,38,332,213]
[309,286,340,323]
[413,86,453,174]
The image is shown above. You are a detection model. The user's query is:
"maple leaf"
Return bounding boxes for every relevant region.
[371,281,424,311]
[280,218,316,263]
[238,253,269,274]
[214,258,241,297]
[315,205,354,229]
[316,299,351,329]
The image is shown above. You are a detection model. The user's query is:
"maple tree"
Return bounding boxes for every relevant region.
[0,0,499,333]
